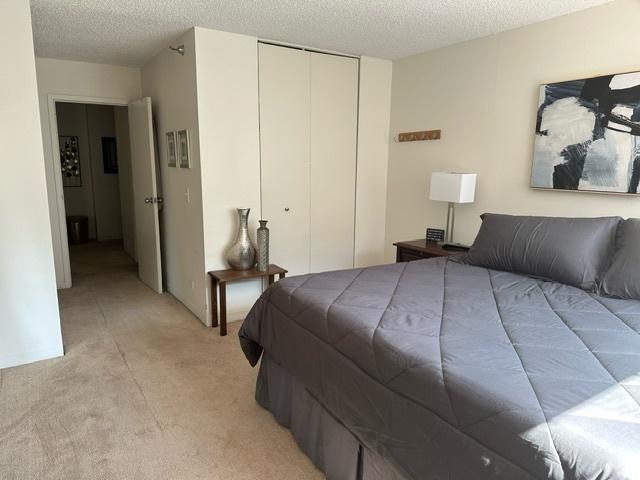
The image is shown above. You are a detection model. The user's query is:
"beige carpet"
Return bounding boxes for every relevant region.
[0,241,322,480]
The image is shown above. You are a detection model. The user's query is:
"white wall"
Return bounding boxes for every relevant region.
[386,0,640,261]
[141,29,208,323]
[36,58,142,287]
[355,57,393,267]
[194,27,262,324]
[115,107,136,260]
[0,0,63,369]
[86,105,123,241]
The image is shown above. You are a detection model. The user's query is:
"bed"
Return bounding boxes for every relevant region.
[239,216,640,480]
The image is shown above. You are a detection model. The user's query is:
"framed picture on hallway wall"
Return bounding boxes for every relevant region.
[59,135,82,187]
[177,129,191,169]
[531,71,640,195]
[166,131,177,167]
[102,137,118,174]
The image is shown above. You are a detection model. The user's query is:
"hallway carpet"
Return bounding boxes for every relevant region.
[0,241,322,479]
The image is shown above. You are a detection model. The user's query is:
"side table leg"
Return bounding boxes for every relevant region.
[211,280,219,328]
[279,272,286,280]
[268,274,274,286]
[220,283,227,336]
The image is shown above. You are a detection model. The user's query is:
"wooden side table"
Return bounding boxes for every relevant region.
[207,264,287,336]
[393,239,469,263]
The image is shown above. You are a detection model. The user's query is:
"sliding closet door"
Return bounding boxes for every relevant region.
[309,52,359,272]
[259,44,311,276]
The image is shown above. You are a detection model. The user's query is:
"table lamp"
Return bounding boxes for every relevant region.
[429,172,477,249]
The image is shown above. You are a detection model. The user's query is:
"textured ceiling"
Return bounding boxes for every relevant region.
[31,0,613,67]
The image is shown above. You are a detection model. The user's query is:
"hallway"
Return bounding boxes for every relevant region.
[0,242,321,479]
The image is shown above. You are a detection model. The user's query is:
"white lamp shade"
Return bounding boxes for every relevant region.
[429,172,477,203]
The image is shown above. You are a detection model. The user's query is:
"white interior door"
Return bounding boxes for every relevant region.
[128,98,162,293]
[309,52,359,272]
[259,44,311,276]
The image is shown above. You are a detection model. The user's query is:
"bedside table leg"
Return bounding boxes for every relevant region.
[219,283,227,337]
[268,274,274,286]
[211,280,219,328]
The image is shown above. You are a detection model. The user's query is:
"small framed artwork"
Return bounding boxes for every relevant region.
[426,228,445,243]
[166,131,177,167]
[177,129,191,169]
[60,135,82,187]
[102,137,118,174]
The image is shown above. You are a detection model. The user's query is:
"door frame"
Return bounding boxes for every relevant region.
[47,94,129,289]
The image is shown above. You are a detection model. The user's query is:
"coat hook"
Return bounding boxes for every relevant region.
[394,130,442,143]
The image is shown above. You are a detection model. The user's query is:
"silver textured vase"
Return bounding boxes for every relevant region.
[226,208,256,270]
[256,220,269,272]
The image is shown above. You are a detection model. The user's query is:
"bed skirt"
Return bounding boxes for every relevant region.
[256,353,409,480]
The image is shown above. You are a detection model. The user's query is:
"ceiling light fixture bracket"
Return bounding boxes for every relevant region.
[169,44,185,55]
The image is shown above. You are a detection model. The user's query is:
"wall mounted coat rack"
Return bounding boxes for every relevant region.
[394,129,441,142]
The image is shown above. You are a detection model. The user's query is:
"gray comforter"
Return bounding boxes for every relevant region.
[239,258,640,480]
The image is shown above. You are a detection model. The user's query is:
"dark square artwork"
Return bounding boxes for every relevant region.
[102,137,118,174]
[532,71,640,194]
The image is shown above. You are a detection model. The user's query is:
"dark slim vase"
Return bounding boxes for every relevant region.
[256,220,269,272]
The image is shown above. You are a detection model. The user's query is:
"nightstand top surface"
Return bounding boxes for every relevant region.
[208,264,287,283]
[393,239,469,257]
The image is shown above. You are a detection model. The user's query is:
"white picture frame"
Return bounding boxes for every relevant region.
[177,129,191,169]
[166,131,177,167]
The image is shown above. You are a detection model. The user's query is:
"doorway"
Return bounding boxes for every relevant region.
[48,95,163,293]
[56,101,136,281]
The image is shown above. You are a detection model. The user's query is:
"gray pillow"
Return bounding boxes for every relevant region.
[600,218,640,299]
[464,213,621,290]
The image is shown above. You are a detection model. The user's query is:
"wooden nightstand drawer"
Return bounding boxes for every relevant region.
[397,249,436,262]
[393,239,468,263]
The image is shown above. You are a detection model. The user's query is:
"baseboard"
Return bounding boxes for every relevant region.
[0,346,64,370]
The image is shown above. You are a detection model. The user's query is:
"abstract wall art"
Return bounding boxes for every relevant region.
[60,136,81,187]
[531,71,640,194]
